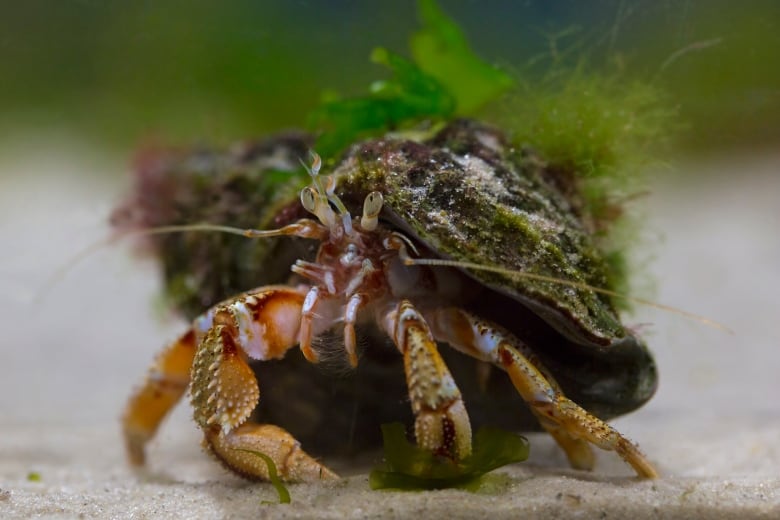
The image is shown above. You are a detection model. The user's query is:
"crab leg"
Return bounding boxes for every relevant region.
[343,293,366,368]
[378,300,472,460]
[123,330,197,466]
[428,307,658,479]
[298,286,322,363]
[297,285,343,364]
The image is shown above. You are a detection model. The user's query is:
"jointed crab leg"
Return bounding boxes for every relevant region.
[344,293,366,368]
[298,286,323,363]
[427,307,659,479]
[124,286,337,481]
[123,330,197,466]
[379,300,472,460]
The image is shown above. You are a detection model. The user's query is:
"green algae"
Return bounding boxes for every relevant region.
[369,423,528,492]
[410,0,514,115]
[308,0,513,160]
[308,48,454,159]
[494,71,675,304]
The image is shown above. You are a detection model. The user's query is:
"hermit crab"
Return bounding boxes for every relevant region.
[118,119,659,482]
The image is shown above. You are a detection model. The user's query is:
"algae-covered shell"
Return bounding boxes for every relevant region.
[337,119,624,345]
[333,119,657,420]
[115,119,657,454]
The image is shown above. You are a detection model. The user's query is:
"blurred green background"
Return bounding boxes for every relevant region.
[2,0,778,154]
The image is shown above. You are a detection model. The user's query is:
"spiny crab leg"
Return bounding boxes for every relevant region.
[427,307,659,479]
[378,300,472,460]
[123,285,337,482]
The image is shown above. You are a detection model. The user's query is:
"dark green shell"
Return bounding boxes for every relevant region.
[335,119,624,347]
[115,119,657,455]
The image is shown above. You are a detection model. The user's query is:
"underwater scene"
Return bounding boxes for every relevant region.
[1,1,778,517]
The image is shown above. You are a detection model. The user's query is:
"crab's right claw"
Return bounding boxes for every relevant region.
[190,287,338,481]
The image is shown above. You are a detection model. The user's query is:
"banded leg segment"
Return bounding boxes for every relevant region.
[499,346,657,478]
[379,300,472,460]
[190,287,337,481]
[296,285,344,364]
[343,293,366,368]
[428,307,658,479]
[123,330,197,466]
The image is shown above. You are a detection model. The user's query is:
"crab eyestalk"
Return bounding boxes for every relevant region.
[300,186,337,229]
[300,151,354,235]
[361,191,383,231]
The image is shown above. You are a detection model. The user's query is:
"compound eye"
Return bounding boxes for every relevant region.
[300,187,318,214]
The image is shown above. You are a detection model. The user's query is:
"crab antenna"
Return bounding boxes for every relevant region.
[402,256,733,334]
[36,220,327,304]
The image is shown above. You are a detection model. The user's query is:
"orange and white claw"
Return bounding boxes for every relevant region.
[192,285,307,361]
[190,285,339,482]
[190,286,310,434]
[205,424,338,482]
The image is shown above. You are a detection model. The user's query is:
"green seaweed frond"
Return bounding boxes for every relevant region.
[235,449,291,504]
[308,0,513,159]
[369,422,528,491]
[308,48,455,159]
[411,0,514,115]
